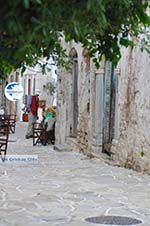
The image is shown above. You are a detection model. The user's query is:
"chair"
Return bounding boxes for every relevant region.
[32,120,55,146]
[6,114,16,133]
[33,123,47,146]
[8,114,16,133]
[0,114,16,134]
[0,123,9,161]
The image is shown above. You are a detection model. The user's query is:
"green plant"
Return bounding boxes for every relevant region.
[0,0,149,77]
[44,81,56,96]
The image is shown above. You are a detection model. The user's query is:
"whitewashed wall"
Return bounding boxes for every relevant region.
[22,67,54,106]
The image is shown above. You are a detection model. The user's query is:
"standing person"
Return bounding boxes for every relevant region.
[25,92,39,139]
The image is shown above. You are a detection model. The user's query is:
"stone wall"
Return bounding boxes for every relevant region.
[55,41,96,153]
[56,40,150,173]
[112,45,150,173]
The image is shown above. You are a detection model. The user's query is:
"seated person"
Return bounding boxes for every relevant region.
[41,106,56,144]
[42,106,56,129]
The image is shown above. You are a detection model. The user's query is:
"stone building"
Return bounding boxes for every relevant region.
[22,63,57,107]
[56,40,150,174]
[0,62,57,120]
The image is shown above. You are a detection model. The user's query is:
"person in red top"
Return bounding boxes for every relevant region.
[25,93,39,139]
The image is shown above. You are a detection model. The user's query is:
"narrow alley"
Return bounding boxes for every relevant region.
[0,122,150,226]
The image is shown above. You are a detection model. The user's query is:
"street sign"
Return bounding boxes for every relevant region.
[5,82,24,101]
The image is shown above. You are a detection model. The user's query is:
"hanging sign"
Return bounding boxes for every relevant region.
[5,82,24,101]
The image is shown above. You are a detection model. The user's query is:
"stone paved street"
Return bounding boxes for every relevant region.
[0,122,150,226]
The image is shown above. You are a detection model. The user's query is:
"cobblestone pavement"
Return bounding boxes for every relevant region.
[0,122,150,226]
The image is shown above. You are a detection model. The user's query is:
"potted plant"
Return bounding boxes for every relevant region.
[22,106,28,122]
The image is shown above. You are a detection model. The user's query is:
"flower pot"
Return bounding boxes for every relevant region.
[22,113,28,122]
